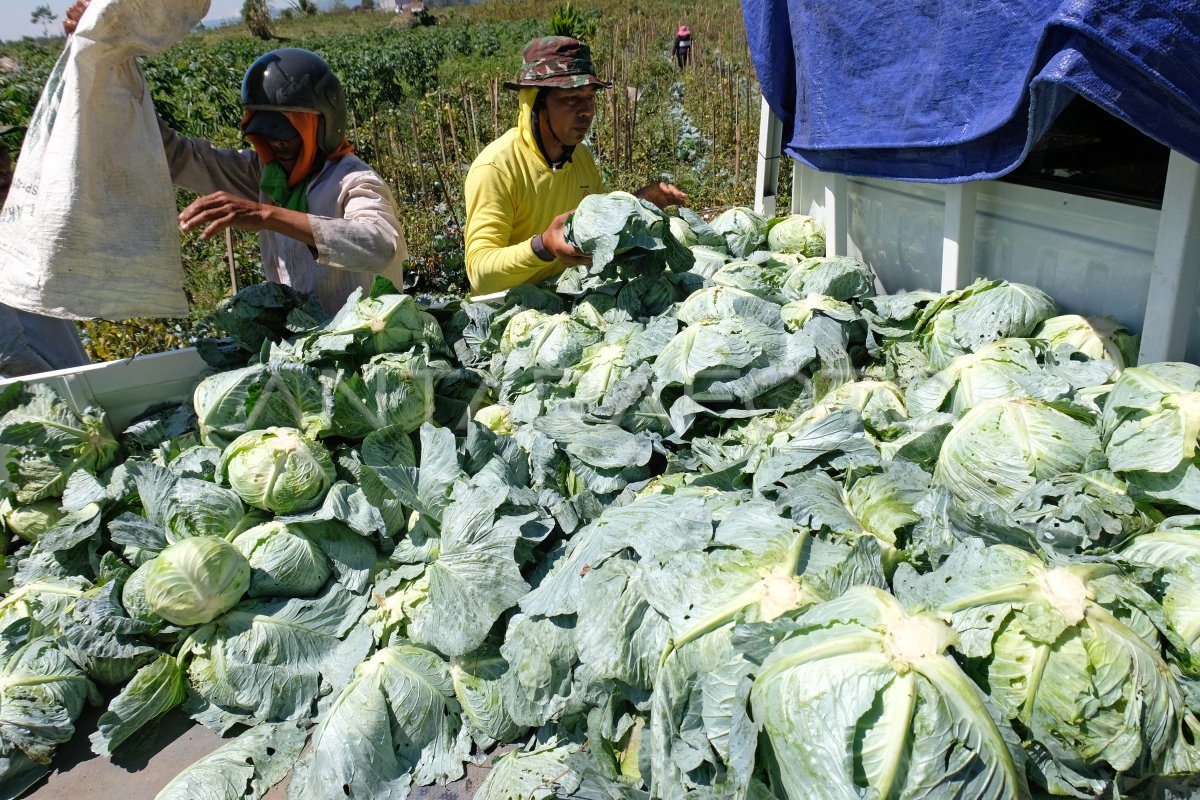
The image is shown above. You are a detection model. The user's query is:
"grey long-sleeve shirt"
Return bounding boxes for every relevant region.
[160,123,407,313]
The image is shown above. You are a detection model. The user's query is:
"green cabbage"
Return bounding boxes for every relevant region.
[232,521,332,598]
[710,207,768,258]
[934,397,1098,511]
[766,214,825,257]
[219,427,336,514]
[143,536,250,626]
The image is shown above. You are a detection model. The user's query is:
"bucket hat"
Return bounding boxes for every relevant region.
[503,36,612,91]
[678,25,690,36]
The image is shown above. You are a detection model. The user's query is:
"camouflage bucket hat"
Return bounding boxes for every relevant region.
[503,36,613,91]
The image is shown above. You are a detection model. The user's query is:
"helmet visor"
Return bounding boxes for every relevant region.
[243,110,299,141]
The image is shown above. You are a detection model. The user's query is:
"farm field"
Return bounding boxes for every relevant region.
[0,0,765,360]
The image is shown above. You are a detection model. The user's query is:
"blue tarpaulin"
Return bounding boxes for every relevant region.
[741,0,1200,182]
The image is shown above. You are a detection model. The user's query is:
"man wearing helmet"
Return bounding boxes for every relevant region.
[464,36,687,296]
[65,2,406,314]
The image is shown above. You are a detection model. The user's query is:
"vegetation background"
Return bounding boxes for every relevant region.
[0,0,773,359]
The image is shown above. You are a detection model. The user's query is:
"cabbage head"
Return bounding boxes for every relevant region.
[668,215,698,247]
[710,207,768,258]
[751,586,1027,799]
[1102,363,1200,510]
[143,536,250,626]
[934,397,1098,512]
[0,384,119,503]
[921,279,1058,369]
[781,255,875,301]
[219,427,335,514]
[688,246,729,279]
[302,289,445,360]
[120,560,163,624]
[1035,314,1137,373]
[1,498,65,543]
[328,350,437,439]
[232,521,331,598]
[497,310,601,374]
[905,338,1072,418]
[766,214,825,257]
[897,540,1195,791]
[474,404,516,436]
[1120,529,1200,653]
[712,258,789,303]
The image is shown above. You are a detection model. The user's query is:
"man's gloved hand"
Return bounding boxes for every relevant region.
[635,181,689,209]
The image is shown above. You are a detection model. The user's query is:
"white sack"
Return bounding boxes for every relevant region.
[0,0,211,320]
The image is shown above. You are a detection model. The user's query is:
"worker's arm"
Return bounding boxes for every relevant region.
[159,119,262,200]
[464,163,585,296]
[308,169,405,272]
[178,192,315,246]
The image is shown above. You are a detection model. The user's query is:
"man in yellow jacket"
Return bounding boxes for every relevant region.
[464,36,686,296]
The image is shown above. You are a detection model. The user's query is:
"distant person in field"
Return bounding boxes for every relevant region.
[673,25,692,68]
[0,125,90,378]
[65,2,407,314]
[463,36,687,296]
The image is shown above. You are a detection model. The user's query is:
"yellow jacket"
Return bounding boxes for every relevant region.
[464,88,605,295]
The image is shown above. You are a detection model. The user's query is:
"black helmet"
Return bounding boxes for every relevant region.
[241,48,347,154]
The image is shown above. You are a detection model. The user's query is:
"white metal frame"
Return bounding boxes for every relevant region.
[753,98,1200,363]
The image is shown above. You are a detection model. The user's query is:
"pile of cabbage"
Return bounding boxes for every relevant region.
[2,192,1198,800]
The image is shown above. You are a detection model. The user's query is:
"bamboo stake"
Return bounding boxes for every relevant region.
[407,104,430,199]
[225,229,237,295]
[734,75,741,187]
[445,95,463,167]
[491,77,500,139]
[433,100,450,172]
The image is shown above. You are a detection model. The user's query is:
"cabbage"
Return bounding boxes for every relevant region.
[327,350,438,439]
[905,338,1073,417]
[219,427,336,514]
[0,383,119,503]
[1102,363,1200,509]
[1,498,65,543]
[710,207,768,258]
[143,536,250,626]
[668,215,698,247]
[897,540,1195,792]
[298,288,446,361]
[120,560,163,624]
[752,587,1027,799]
[1120,530,1200,652]
[934,397,1098,511]
[474,404,516,435]
[232,521,331,598]
[766,214,825,257]
[687,245,729,279]
[921,279,1059,369]
[712,258,789,303]
[781,255,876,301]
[1035,314,1137,373]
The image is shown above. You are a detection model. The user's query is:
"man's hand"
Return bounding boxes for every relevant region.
[180,192,270,240]
[180,191,317,247]
[64,0,89,34]
[635,181,688,209]
[540,211,591,266]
